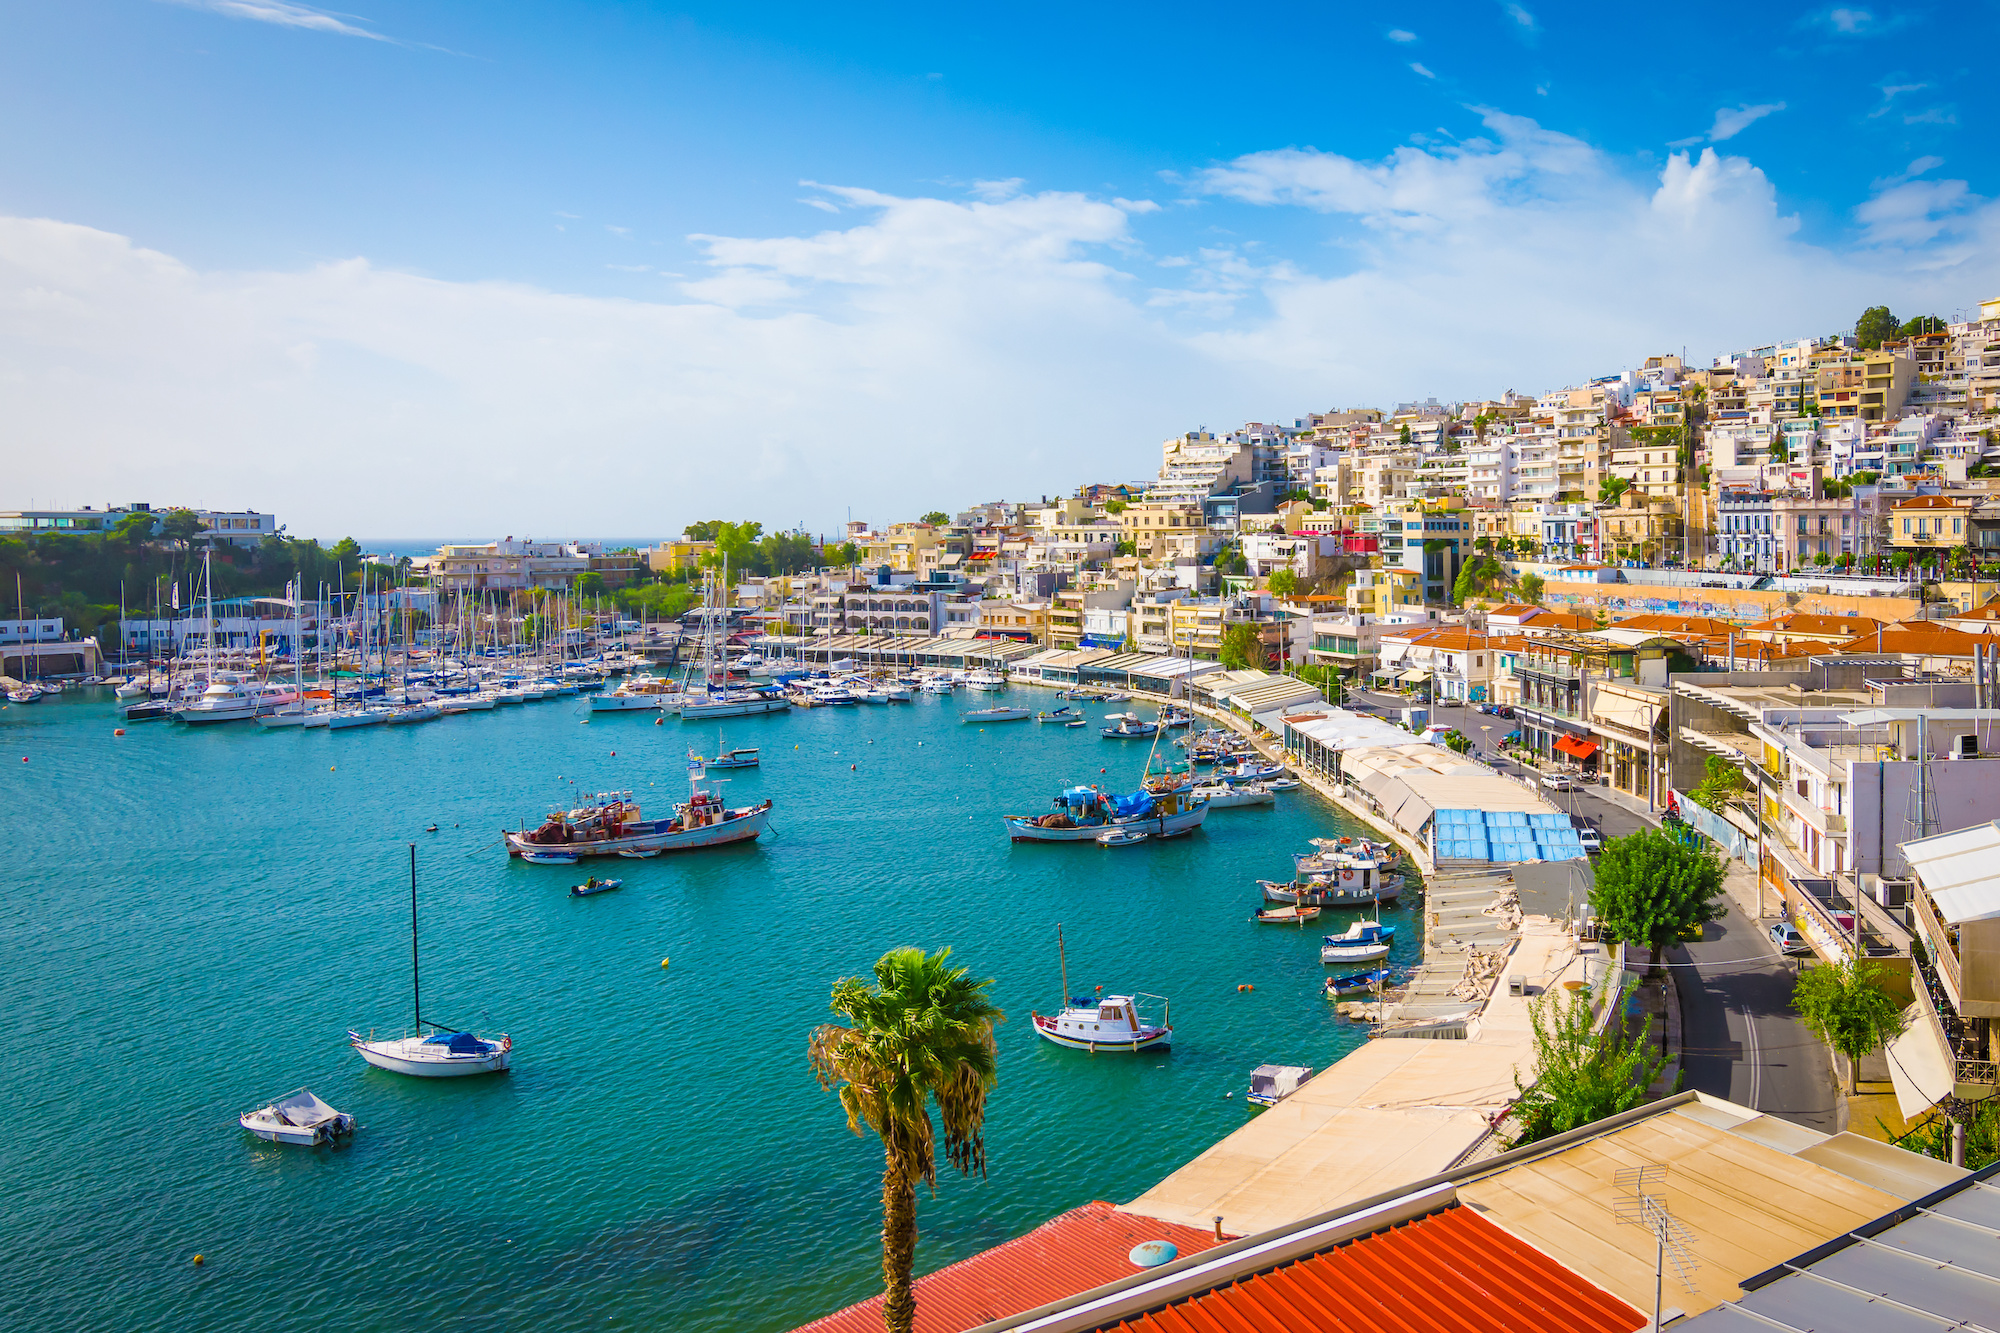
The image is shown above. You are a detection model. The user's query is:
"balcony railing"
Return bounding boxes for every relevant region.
[1911,946,1999,1090]
[1913,887,1962,1000]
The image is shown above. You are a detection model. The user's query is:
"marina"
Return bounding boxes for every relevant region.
[0,679,1412,1333]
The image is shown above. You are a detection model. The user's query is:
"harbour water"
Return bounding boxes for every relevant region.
[0,685,1414,1331]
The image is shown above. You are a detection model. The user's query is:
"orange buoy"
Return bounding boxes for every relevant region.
[114,728,126,736]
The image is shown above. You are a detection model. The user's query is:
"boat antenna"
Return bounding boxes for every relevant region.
[409,842,422,1033]
[1057,923,1069,1007]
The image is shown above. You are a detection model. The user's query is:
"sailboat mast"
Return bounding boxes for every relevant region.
[1057,924,1069,1007]
[409,843,421,1031]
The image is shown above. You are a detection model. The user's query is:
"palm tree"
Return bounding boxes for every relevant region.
[810,947,1003,1333]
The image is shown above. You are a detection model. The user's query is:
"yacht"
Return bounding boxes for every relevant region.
[175,675,263,725]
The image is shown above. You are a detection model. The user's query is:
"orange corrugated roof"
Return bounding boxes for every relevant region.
[1102,1206,1642,1333]
[1746,612,1885,636]
[793,1202,1223,1333]
[1615,613,1739,635]
[1833,623,1983,654]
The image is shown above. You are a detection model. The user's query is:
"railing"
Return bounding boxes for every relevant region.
[1910,947,1999,1089]
[1912,887,1962,998]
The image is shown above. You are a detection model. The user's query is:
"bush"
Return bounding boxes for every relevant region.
[1510,976,1667,1146]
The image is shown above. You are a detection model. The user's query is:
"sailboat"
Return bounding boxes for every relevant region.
[348,845,512,1077]
[693,729,760,769]
[678,566,790,719]
[1030,926,1173,1053]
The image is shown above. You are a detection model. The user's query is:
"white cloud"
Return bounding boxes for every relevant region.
[1409,62,1436,80]
[1707,101,1786,141]
[5,113,1996,537]
[163,0,389,41]
[1806,6,1908,37]
[1386,29,1418,42]
[1503,3,1538,30]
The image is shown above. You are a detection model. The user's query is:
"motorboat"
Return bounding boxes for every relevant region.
[920,676,955,695]
[174,674,262,724]
[120,699,175,723]
[616,847,663,858]
[1096,828,1149,847]
[964,706,1032,722]
[1100,713,1159,739]
[521,849,581,865]
[1031,928,1171,1052]
[506,782,774,858]
[1325,966,1391,997]
[590,677,676,712]
[1245,1064,1313,1109]
[350,845,511,1078]
[1005,784,1208,842]
[1209,759,1284,784]
[1191,781,1275,809]
[1320,921,1395,965]
[238,1088,356,1146]
[807,685,855,706]
[1253,904,1320,925]
[964,671,1006,690]
[1266,777,1302,791]
[569,877,623,897]
[697,746,760,769]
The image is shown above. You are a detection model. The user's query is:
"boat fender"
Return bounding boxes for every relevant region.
[114,728,125,736]
[1224,1091,1233,1099]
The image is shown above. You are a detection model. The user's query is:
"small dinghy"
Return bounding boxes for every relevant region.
[1320,920,1394,964]
[1064,718,1088,728]
[1254,904,1320,925]
[569,877,623,896]
[521,850,580,865]
[1325,966,1390,997]
[1096,828,1149,846]
[1265,777,1302,791]
[616,846,663,859]
[239,1088,355,1146]
[1245,1064,1313,1109]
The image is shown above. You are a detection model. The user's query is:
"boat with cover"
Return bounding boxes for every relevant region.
[569,877,622,897]
[1320,920,1394,964]
[1245,1064,1313,1109]
[1005,784,1208,842]
[1031,927,1172,1052]
[1208,759,1284,784]
[238,1088,356,1146]
[505,776,773,859]
[590,676,678,711]
[349,845,512,1078]
[964,706,1032,722]
[1035,707,1075,723]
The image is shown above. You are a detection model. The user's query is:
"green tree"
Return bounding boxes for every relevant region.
[1103,499,1128,515]
[1855,305,1900,349]
[1518,572,1545,603]
[1267,567,1299,598]
[1398,423,1412,446]
[1688,754,1748,813]
[1474,536,1494,554]
[1496,536,1516,556]
[1792,958,1908,1093]
[1590,829,1728,978]
[758,530,817,574]
[1219,622,1263,669]
[1509,976,1668,1146]
[1890,550,1913,576]
[1899,313,1946,337]
[1112,540,1137,557]
[830,541,861,571]
[159,509,206,550]
[684,521,724,541]
[809,948,1002,1333]
[574,571,606,597]
[1598,476,1631,505]
[919,511,949,526]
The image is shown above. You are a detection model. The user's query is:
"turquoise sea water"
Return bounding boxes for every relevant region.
[0,686,1415,1332]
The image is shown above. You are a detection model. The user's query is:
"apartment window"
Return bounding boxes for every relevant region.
[1955,517,1963,534]
[1904,518,1912,534]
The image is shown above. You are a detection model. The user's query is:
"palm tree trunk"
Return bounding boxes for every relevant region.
[880,1148,919,1333]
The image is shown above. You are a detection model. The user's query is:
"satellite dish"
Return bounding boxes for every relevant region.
[1128,1240,1178,1268]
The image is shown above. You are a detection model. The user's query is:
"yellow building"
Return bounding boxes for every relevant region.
[643,539,715,574]
[1600,494,1685,564]
[863,522,941,573]
[1889,494,1973,550]
[976,600,1048,642]
[1344,567,1422,615]
[1814,349,1916,422]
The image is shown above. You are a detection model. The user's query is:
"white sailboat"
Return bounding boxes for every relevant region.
[349,845,512,1078]
[678,566,789,719]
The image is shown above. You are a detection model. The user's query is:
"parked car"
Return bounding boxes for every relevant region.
[1502,730,1523,745]
[1574,824,1602,853]
[1496,705,1515,719]
[1769,922,1810,955]
[1475,702,1497,715]
[1540,774,1574,792]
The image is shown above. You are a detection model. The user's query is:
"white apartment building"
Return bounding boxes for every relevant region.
[434,539,596,592]
[1148,430,1255,507]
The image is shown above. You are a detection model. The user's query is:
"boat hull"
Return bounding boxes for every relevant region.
[506,803,771,857]
[588,694,663,712]
[1032,1017,1172,1052]
[1006,803,1209,843]
[1261,880,1401,907]
[350,1037,510,1077]
[680,695,790,719]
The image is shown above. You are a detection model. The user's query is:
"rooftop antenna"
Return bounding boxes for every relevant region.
[1615,1163,1701,1331]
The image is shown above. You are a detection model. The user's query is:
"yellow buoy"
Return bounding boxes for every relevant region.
[660,957,670,969]
[330,766,336,772]
[192,1254,204,1266]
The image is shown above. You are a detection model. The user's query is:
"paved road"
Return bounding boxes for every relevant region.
[1340,687,1838,1127]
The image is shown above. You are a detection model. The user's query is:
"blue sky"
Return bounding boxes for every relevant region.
[2,1,1995,538]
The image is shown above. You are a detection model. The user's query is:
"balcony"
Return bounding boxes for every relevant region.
[1913,887,1962,1003]
[1911,947,1999,1093]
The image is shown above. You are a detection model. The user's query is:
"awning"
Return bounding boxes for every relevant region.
[1398,668,1431,683]
[1884,1004,1955,1120]
[1555,736,1600,759]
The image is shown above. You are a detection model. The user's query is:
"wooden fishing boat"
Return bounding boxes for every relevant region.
[1253,904,1320,925]
[1325,966,1390,997]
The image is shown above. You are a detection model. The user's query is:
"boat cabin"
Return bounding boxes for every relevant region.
[1246,1063,1313,1107]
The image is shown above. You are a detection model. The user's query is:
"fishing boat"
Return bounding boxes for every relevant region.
[349,846,512,1078]
[1325,966,1391,997]
[695,737,760,769]
[963,706,1032,722]
[1320,921,1394,965]
[1004,784,1208,842]
[1096,828,1149,847]
[238,1089,356,1146]
[1259,875,1401,907]
[1191,781,1275,809]
[1031,927,1172,1053]
[569,877,623,897]
[1253,904,1320,925]
[1245,1064,1313,1109]
[505,775,773,858]
[1100,713,1159,739]
[1309,836,1402,868]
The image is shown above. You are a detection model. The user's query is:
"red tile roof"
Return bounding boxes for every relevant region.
[1100,1206,1643,1333]
[1834,623,1984,655]
[793,1202,1223,1333]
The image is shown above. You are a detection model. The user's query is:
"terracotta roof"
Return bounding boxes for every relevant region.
[1892,494,1968,509]
[1100,1205,1642,1333]
[1744,612,1885,636]
[1833,623,1984,655]
[1613,614,1739,636]
[792,1202,1222,1333]
[1523,610,1597,630]
[1486,603,1542,617]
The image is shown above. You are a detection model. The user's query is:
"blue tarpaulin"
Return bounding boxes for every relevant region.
[1108,791,1156,819]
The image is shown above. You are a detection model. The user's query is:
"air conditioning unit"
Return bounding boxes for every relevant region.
[1862,875,1910,908]
[1949,733,1980,760]
[1507,975,1528,998]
